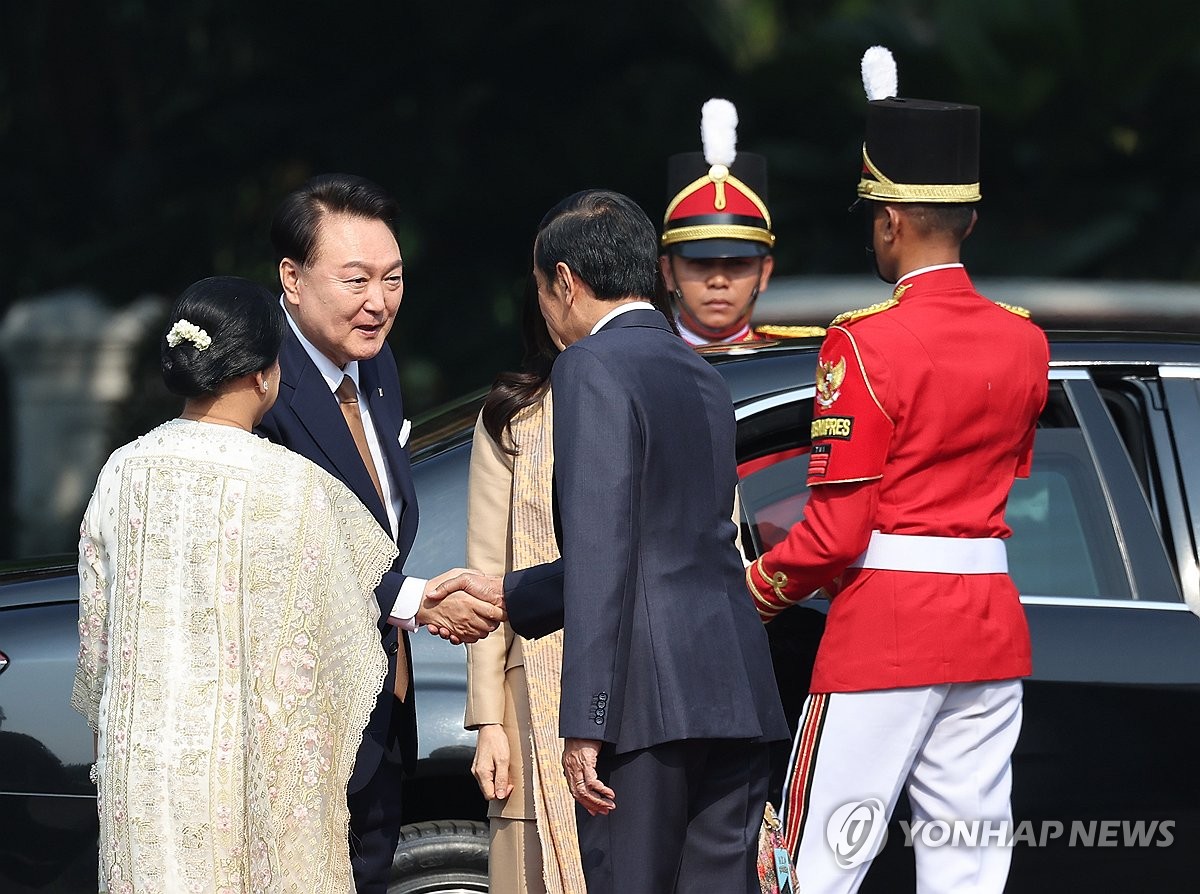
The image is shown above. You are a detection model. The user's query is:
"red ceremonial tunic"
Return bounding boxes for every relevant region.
[746,265,1049,692]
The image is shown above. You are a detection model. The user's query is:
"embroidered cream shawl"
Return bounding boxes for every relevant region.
[71,419,395,894]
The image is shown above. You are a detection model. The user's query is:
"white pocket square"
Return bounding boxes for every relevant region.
[398,418,412,448]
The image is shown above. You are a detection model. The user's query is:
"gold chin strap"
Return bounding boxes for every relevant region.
[857,145,981,203]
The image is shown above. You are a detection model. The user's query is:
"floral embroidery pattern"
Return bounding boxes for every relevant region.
[70,420,394,893]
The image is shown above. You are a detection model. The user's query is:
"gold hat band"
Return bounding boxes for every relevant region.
[663,172,773,228]
[660,224,776,248]
[857,145,981,203]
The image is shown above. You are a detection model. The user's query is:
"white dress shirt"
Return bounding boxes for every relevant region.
[674,314,751,346]
[590,300,657,335]
[282,304,424,628]
[895,262,965,285]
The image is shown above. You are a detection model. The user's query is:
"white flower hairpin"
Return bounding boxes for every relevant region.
[166,319,212,351]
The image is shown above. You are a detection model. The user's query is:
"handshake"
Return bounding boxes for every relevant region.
[413,569,507,645]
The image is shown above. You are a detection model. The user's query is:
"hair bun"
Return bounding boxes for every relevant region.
[160,277,284,398]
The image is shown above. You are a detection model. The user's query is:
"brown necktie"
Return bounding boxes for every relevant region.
[336,375,385,505]
[336,375,409,701]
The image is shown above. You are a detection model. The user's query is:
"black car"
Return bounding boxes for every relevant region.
[3,278,1200,892]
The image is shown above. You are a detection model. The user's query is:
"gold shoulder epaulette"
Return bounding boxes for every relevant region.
[753,324,827,339]
[993,300,1032,319]
[830,298,898,327]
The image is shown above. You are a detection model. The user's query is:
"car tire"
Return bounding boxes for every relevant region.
[388,820,490,894]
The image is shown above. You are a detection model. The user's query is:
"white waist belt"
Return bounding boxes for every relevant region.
[849,531,1008,574]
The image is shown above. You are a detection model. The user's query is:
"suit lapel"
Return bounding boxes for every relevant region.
[358,358,417,514]
[280,330,391,529]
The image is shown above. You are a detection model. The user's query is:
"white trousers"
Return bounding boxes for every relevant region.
[780,680,1023,894]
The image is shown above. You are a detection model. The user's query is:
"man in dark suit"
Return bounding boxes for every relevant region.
[257,173,504,894]
[438,189,789,893]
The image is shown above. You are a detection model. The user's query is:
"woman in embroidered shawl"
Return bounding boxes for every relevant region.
[71,276,396,894]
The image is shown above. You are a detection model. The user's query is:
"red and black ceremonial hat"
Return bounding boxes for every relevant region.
[661,99,774,259]
[856,47,981,204]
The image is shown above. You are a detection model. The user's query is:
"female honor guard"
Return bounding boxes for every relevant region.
[745,48,1050,893]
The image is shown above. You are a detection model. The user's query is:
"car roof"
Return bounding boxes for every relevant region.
[752,275,1200,337]
[0,560,76,610]
[708,335,1200,403]
[711,277,1200,404]
[412,278,1200,457]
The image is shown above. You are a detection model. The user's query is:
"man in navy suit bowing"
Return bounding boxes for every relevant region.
[257,174,504,894]
[439,189,789,893]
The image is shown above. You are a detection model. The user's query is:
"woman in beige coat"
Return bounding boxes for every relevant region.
[463,293,587,894]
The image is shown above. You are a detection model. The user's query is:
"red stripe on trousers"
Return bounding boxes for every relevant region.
[783,692,828,855]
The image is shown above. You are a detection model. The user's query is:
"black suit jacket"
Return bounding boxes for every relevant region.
[256,326,419,790]
[505,309,788,754]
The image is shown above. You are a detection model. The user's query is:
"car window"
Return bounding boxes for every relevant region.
[1005,428,1126,598]
[407,442,470,576]
[404,440,476,711]
[739,453,810,552]
[735,378,1170,602]
[1058,374,1182,603]
[1144,369,1200,610]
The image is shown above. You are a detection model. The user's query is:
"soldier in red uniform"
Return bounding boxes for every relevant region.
[745,48,1049,893]
[660,99,823,346]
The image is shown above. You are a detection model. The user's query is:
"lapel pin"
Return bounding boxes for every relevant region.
[378,387,384,397]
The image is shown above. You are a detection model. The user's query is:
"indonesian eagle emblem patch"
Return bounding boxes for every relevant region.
[816,356,846,409]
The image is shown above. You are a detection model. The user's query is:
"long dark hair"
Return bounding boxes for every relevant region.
[482,277,558,454]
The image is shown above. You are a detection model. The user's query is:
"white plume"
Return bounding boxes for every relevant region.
[861,46,898,101]
[701,98,738,167]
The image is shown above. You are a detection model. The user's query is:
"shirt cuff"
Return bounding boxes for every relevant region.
[389,576,427,631]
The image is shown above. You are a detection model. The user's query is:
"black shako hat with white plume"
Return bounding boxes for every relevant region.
[856,46,981,204]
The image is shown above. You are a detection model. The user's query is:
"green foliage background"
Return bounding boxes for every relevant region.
[4,0,1200,411]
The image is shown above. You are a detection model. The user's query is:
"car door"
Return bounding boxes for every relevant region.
[733,365,1200,890]
[0,570,98,894]
[1007,369,1200,888]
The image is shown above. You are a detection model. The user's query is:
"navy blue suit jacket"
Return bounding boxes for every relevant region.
[505,309,788,754]
[257,326,419,790]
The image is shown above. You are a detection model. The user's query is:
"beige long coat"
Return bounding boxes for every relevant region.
[464,393,586,894]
